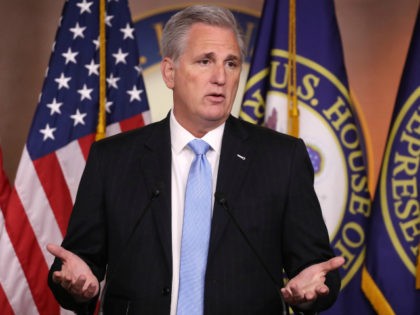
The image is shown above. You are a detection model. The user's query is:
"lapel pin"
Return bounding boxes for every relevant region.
[236,154,246,160]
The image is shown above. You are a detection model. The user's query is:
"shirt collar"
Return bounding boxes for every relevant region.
[170,110,225,154]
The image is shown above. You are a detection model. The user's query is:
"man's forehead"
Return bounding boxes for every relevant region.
[185,25,240,53]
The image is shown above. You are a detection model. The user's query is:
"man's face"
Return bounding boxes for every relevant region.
[161,23,242,137]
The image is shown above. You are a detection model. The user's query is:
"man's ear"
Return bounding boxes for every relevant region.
[161,57,175,89]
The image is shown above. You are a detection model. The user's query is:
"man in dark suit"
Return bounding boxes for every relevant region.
[48,5,344,314]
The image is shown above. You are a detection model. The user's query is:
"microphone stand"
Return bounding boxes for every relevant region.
[215,192,289,315]
[99,184,162,314]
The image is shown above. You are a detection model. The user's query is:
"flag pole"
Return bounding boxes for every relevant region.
[287,0,299,137]
[96,0,106,141]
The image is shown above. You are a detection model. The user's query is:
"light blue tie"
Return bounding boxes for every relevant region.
[177,139,212,315]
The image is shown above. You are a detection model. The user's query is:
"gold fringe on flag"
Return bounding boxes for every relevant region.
[287,0,299,138]
[96,0,106,141]
[416,242,420,289]
[361,266,395,315]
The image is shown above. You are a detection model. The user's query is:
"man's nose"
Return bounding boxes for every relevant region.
[211,64,226,85]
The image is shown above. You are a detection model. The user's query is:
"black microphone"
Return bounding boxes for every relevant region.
[215,192,289,315]
[99,183,162,314]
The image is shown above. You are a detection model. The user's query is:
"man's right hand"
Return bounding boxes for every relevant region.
[47,243,99,302]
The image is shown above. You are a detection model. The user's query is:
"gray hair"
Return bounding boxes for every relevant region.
[161,5,245,62]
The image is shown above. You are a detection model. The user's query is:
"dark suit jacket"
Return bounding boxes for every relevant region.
[48,115,340,314]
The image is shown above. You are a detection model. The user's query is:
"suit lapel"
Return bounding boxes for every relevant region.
[208,116,253,261]
[137,115,254,270]
[139,116,173,270]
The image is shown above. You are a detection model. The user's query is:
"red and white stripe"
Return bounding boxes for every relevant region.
[0,111,150,314]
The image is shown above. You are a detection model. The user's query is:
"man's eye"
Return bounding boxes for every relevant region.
[199,59,210,65]
[227,61,238,68]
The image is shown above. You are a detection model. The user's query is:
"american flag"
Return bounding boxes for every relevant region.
[0,146,12,314]
[0,146,11,214]
[0,0,150,313]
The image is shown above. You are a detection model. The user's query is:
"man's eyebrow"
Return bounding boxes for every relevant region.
[198,52,215,59]
[198,52,241,63]
[226,54,242,63]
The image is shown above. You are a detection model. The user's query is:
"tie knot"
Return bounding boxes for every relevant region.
[188,139,210,155]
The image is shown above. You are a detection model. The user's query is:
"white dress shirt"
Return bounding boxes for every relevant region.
[169,111,225,315]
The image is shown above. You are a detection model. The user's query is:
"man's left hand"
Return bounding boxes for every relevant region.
[280,256,345,308]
